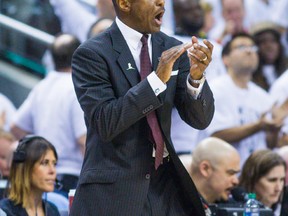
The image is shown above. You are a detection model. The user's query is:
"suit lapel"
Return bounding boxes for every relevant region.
[151,34,165,72]
[110,25,168,133]
[110,22,140,87]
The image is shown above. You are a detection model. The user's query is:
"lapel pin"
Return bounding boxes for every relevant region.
[127,63,135,70]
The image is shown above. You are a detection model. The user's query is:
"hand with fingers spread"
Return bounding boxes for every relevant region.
[271,98,288,124]
[187,36,214,81]
[156,43,193,83]
[260,99,288,132]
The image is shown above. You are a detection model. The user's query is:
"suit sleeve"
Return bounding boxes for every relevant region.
[174,50,215,130]
[72,46,162,142]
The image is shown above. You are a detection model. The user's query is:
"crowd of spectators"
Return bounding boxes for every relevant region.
[1,0,288,215]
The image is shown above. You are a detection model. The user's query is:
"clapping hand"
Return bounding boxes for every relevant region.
[187,36,214,81]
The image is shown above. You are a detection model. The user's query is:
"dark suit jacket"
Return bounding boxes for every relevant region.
[71,22,214,216]
[0,198,60,216]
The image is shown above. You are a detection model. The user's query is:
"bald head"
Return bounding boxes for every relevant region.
[191,137,241,203]
[51,34,80,71]
[87,18,113,39]
[192,137,239,168]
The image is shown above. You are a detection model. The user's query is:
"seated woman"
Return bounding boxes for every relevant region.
[239,149,286,215]
[0,135,60,215]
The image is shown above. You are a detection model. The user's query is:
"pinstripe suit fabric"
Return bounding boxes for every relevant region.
[70,22,214,216]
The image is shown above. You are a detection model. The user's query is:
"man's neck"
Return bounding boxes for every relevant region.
[228,70,252,89]
[57,67,72,73]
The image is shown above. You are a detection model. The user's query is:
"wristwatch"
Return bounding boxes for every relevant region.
[189,72,206,85]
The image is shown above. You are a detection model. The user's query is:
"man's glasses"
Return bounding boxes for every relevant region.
[232,45,258,52]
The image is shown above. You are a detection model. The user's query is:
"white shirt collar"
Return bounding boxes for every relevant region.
[115,17,151,51]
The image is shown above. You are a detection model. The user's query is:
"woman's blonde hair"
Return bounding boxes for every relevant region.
[8,136,57,208]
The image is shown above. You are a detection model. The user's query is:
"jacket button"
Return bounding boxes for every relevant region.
[145,174,150,180]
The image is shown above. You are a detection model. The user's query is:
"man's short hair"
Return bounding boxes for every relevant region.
[51,34,81,71]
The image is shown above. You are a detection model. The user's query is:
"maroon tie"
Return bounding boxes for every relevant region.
[140,34,164,170]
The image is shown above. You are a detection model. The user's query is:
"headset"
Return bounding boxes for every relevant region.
[12,135,63,190]
[13,135,43,163]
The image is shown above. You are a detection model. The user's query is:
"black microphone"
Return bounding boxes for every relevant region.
[231,187,249,202]
[231,187,266,208]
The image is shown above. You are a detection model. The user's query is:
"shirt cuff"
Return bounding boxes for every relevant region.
[186,75,204,99]
[147,72,167,96]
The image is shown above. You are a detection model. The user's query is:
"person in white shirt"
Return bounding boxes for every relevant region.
[49,0,115,43]
[0,94,16,132]
[269,69,288,147]
[208,0,248,45]
[11,34,86,197]
[198,33,287,166]
[167,0,226,154]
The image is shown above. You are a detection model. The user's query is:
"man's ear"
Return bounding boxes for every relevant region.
[117,0,131,12]
[199,160,213,178]
[222,55,229,68]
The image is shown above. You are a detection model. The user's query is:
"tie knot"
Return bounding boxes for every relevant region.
[141,34,149,45]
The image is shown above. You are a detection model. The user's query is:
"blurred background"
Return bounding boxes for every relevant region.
[0,0,95,107]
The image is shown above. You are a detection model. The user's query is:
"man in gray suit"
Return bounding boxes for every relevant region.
[70,0,214,215]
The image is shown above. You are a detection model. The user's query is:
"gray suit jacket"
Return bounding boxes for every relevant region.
[71,22,214,216]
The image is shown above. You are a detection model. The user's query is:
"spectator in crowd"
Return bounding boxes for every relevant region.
[198,33,288,166]
[239,149,286,215]
[0,136,60,216]
[271,0,288,56]
[169,0,225,155]
[43,1,114,70]
[173,0,205,38]
[10,34,86,197]
[70,0,215,215]
[245,0,280,28]
[0,130,15,179]
[250,22,288,91]
[49,0,115,42]
[0,94,16,132]
[171,0,226,82]
[190,137,240,214]
[208,0,247,44]
[199,0,215,38]
[86,17,113,39]
[269,69,288,147]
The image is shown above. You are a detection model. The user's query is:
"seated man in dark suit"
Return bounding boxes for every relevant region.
[70,0,215,215]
